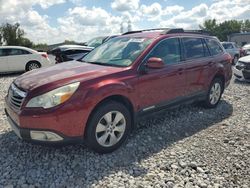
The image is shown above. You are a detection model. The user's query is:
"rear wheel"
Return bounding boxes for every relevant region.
[203,78,223,108]
[85,101,131,153]
[26,61,41,71]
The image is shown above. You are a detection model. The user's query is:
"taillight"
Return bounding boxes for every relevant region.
[41,53,48,59]
[225,53,232,64]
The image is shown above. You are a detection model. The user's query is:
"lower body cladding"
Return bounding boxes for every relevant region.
[233,66,250,82]
[4,100,84,145]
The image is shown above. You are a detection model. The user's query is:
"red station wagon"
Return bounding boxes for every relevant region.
[5,28,232,153]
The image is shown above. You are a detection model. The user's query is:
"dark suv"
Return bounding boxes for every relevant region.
[5,28,232,153]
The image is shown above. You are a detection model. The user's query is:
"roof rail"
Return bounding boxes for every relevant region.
[122,28,170,35]
[122,28,210,35]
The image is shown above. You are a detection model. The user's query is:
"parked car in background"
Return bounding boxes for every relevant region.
[221,42,241,64]
[242,43,250,55]
[233,55,250,82]
[5,28,232,153]
[0,46,51,73]
[49,45,93,64]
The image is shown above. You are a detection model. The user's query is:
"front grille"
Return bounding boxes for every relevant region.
[8,84,27,110]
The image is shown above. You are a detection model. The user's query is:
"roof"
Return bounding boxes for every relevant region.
[52,45,93,51]
[0,46,37,53]
[119,28,213,39]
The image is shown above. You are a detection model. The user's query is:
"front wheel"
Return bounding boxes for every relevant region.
[85,101,132,153]
[203,78,223,108]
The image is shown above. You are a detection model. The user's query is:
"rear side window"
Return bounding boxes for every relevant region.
[206,39,224,56]
[0,49,9,57]
[183,38,206,59]
[8,49,31,56]
[148,38,181,65]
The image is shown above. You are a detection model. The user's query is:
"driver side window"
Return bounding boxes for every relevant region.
[148,38,181,65]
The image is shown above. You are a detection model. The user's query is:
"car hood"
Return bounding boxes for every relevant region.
[239,55,250,63]
[14,61,124,91]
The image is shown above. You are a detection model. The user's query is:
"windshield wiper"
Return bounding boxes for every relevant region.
[85,61,124,67]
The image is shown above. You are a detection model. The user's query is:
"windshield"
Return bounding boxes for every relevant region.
[87,37,105,48]
[82,37,153,67]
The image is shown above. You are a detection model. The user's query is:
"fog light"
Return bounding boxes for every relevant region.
[30,131,63,141]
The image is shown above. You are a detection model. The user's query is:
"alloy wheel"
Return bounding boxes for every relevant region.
[29,63,40,70]
[209,82,221,105]
[95,111,126,147]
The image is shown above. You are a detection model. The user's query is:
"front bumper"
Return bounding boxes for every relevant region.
[233,66,250,82]
[4,104,83,145]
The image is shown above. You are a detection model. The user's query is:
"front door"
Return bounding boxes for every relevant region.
[138,37,187,111]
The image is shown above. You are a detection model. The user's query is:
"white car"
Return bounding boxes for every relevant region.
[242,43,250,55]
[233,55,250,82]
[0,46,52,73]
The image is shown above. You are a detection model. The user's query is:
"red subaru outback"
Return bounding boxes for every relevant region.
[5,29,232,153]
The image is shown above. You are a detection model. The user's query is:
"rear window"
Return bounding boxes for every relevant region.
[206,39,224,56]
[183,38,206,59]
[222,43,234,49]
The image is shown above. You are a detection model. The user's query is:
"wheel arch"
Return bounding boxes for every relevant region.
[212,73,225,92]
[25,60,41,71]
[84,94,135,138]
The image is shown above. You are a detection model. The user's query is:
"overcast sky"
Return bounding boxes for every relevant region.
[0,0,249,44]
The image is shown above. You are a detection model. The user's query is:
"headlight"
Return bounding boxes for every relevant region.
[26,82,80,108]
[236,61,246,68]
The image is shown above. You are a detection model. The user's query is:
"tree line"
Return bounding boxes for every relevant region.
[200,19,250,41]
[0,23,77,51]
[1,19,250,49]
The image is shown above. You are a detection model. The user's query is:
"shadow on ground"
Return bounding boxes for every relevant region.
[0,100,233,187]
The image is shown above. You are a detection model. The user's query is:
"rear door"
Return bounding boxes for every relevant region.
[7,48,32,71]
[138,37,187,110]
[181,37,212,96]
[0,49,9,72]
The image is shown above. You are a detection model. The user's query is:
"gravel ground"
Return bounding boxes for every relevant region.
[0,74,249,188]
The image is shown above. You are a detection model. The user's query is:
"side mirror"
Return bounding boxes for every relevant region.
[146,57,165,69]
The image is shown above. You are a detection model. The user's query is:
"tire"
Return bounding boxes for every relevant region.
[203,78,223,108]
[26,61,41,71]
[85,101,132,153]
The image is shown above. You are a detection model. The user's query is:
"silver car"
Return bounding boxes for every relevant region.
[221,42,240,64]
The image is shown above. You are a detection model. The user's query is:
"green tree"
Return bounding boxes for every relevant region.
[200,19,246,41]
[217,20,242,41]
[0,33,2,46]
[0,23,25,45]
[33,43,49,51]
[199,19,219,36]
[242,20,250,32]
[20,37,33,48]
